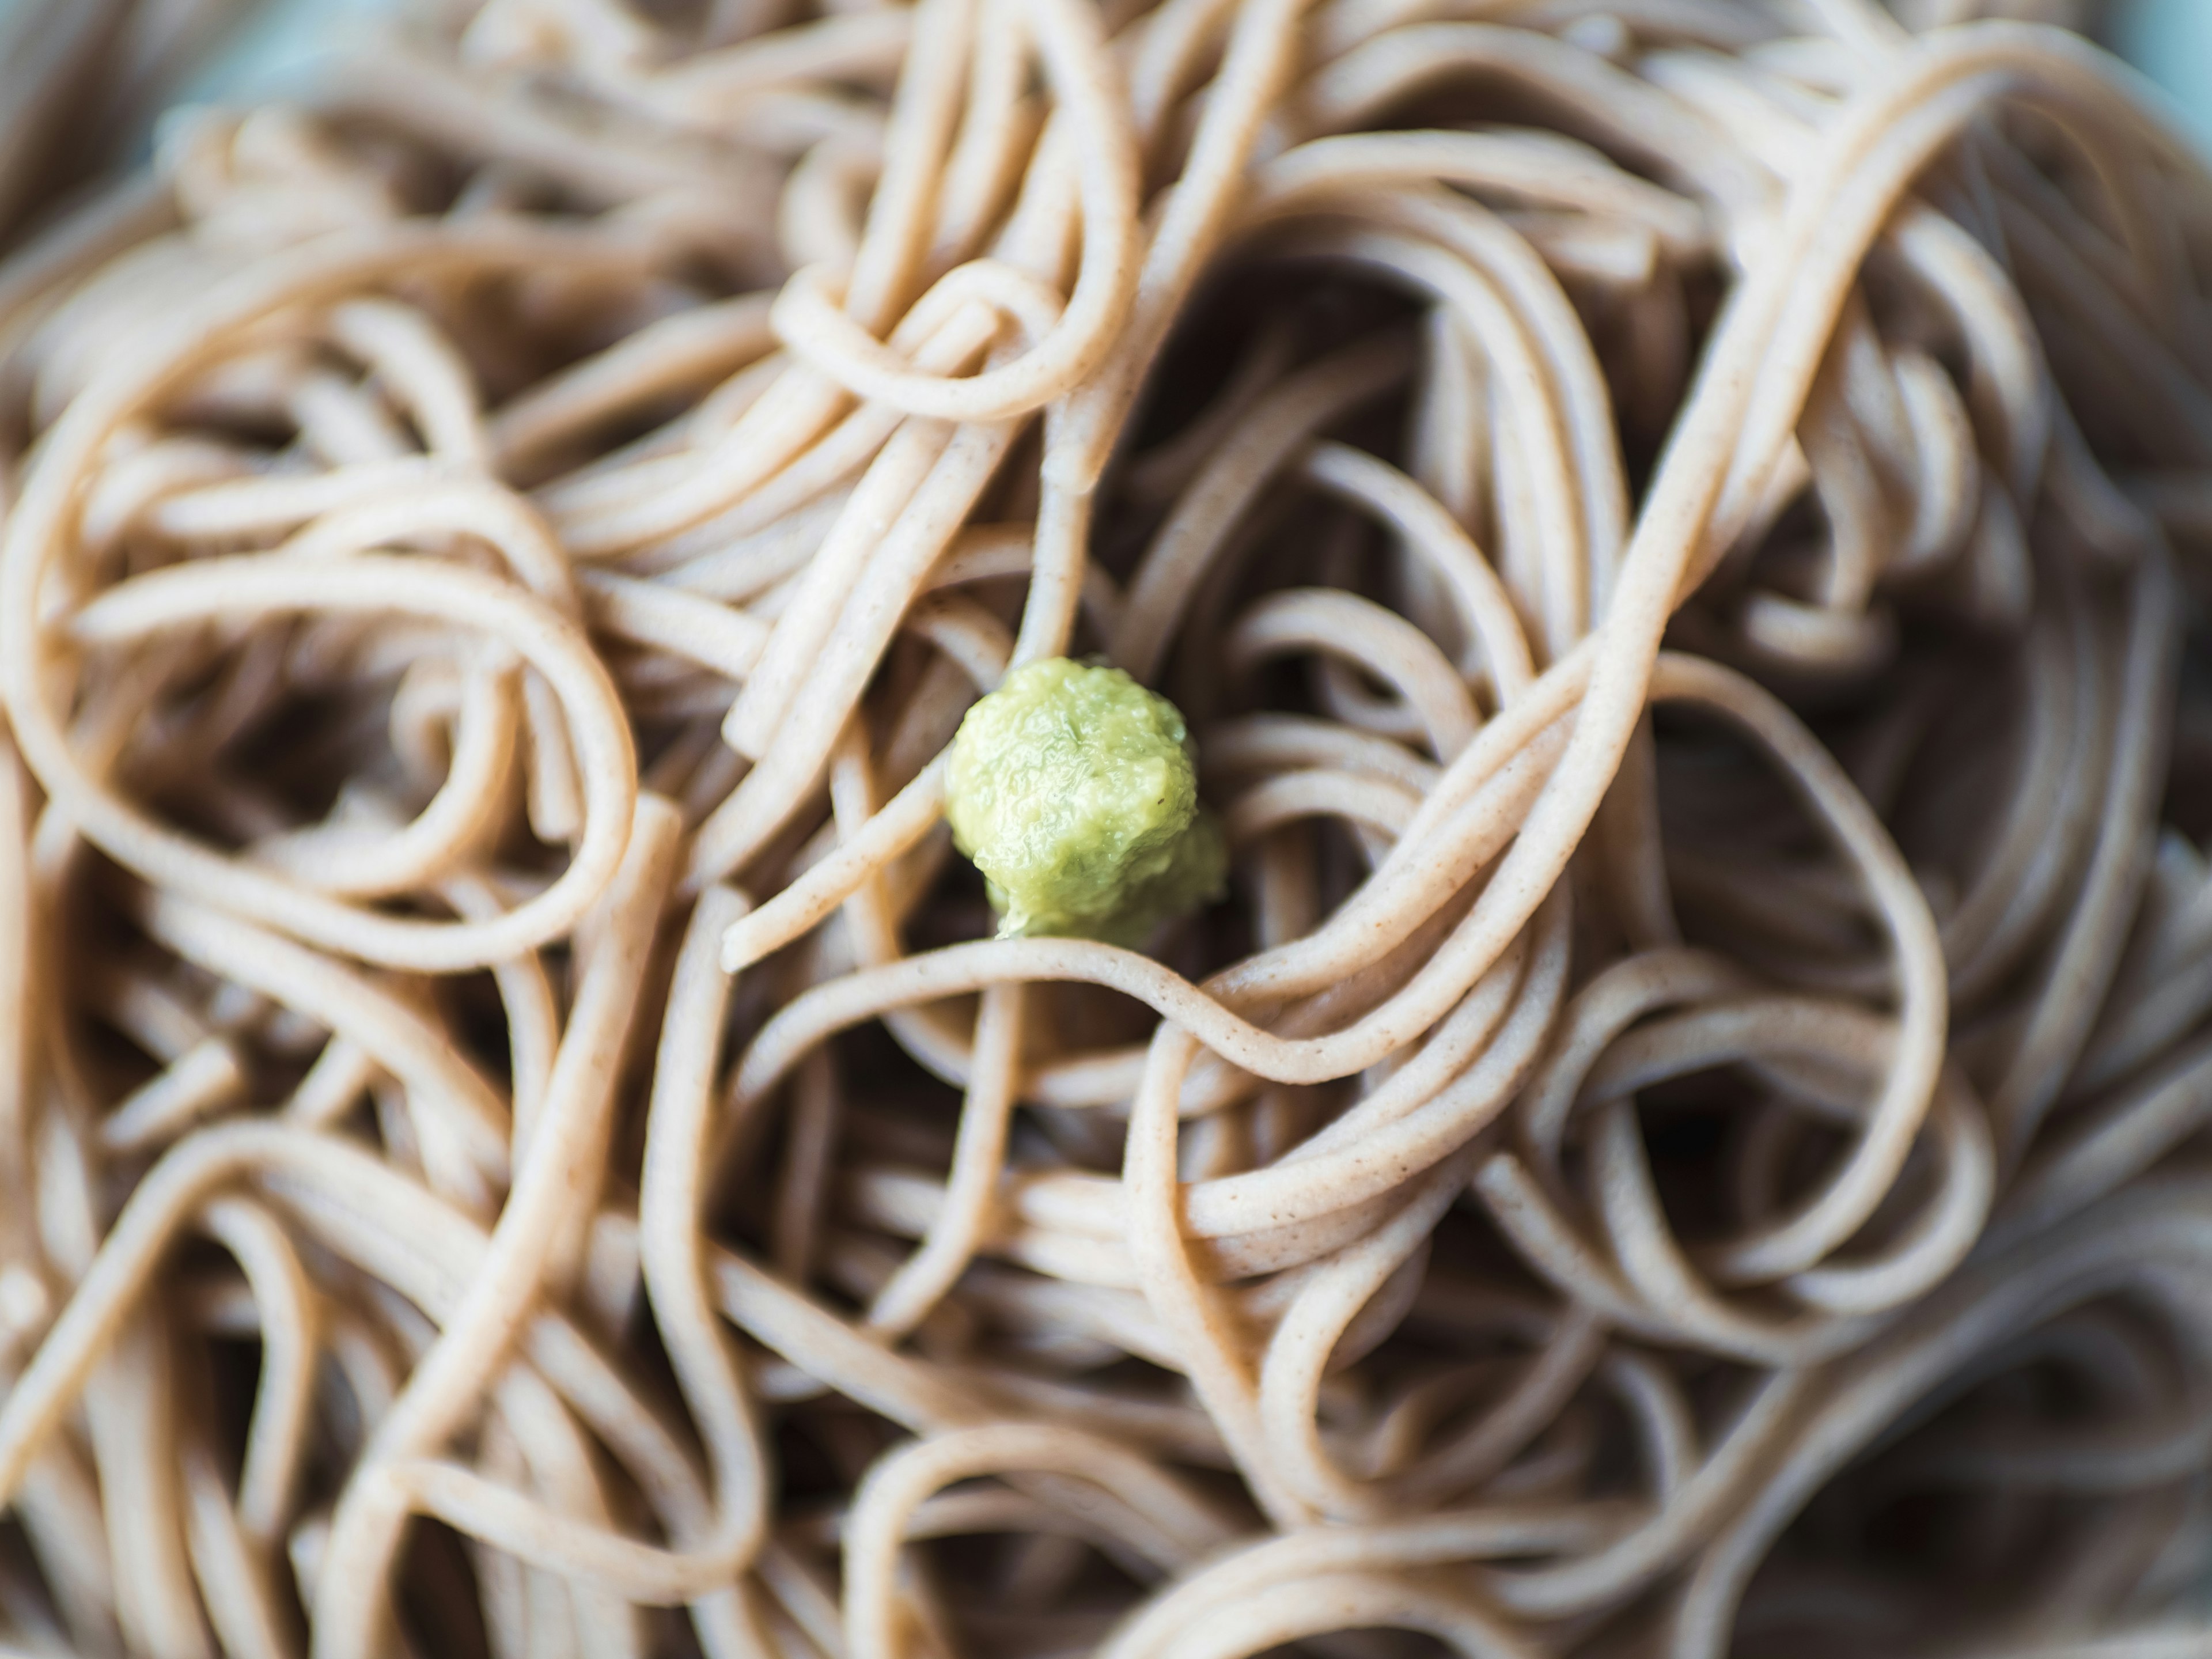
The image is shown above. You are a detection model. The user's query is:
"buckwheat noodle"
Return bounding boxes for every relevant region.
[1,0,2210,1655]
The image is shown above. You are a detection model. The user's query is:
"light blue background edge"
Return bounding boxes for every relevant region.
[0,0,2205,165]
[0,0,2204,143]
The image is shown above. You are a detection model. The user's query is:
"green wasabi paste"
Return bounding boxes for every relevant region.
[945,657,1226,946]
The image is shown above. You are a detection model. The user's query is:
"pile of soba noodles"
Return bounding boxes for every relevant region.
[3,0,2212,1653]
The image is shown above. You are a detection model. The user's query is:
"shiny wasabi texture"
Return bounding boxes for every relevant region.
[946,658,1226,945]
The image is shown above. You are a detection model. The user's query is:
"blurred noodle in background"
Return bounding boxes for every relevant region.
[0,0,2200,254]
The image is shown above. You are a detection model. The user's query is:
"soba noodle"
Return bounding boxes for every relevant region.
[1,0,2210,1654]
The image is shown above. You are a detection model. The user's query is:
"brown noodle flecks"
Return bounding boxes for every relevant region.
[3,1,2212,1656]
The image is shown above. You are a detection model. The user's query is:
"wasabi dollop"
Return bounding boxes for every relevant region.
[945,657,1226,945]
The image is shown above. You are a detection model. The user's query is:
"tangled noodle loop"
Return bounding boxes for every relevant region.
[0,0,2210,1656]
